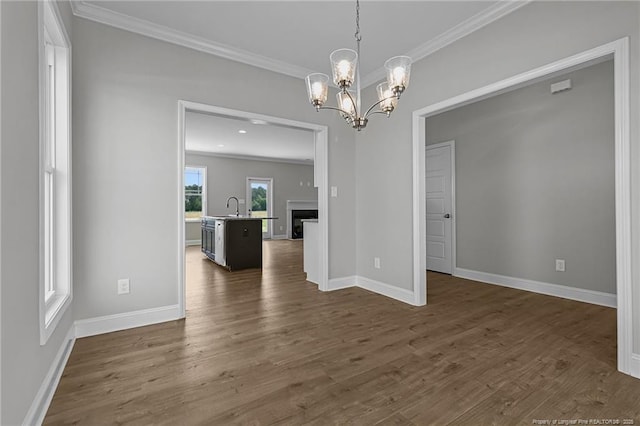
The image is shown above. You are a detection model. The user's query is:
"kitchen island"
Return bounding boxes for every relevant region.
[201,216,265,271]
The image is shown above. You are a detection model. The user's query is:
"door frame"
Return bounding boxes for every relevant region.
[246,176,274,239]
[426,140,456,274]
[177,101,330,315]
[412,38,635,377]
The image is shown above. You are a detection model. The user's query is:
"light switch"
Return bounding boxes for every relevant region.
[331,186,338,197]
[239,199,245,204]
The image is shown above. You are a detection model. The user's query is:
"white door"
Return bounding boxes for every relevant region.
[426,142,454,274]
[246,177,273,239]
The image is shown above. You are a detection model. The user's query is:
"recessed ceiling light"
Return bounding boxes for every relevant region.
[238,130,247,134]
[217,144,225,147]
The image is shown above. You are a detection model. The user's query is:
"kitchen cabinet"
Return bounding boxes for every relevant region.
[201,217,262,271]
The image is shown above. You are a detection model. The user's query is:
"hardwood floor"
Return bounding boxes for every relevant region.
[45,240,640,425]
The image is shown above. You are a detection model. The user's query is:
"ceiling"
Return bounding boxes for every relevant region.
[185,111,315,164]
[73,1,528,160]
[74,1,528,88]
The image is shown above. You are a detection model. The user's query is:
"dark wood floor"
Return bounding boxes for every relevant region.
[45,240,640,425]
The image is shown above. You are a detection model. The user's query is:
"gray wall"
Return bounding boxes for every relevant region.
[186,153,317,238]
[72,17,356,321]
[426,61,615,293]
[1,1,76,424]
[355,1,639,352]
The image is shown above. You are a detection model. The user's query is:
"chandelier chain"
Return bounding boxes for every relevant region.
[355,0,361,42]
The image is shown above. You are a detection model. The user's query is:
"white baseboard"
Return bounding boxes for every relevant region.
[328,276,357,291]
[327,275,416,305]
[75,304,182,338]
[23,325,76,426]
[271,234,287,240]
[357,276,416,305]
[454,268,617,308]
[631,354,640,379]
[185,239,201,246]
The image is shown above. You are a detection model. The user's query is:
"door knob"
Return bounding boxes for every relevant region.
[444,214,451,218]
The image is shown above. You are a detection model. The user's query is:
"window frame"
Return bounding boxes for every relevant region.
[184,166,207,222]
[39,0,72,345]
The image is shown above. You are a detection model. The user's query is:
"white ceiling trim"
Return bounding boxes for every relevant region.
[360,0,532,88]
[186,150,314,166]
[71,0,530,89]
[70,1,315,80]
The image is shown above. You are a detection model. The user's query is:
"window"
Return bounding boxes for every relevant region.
[185,166,206,220]
[39,0,71,345]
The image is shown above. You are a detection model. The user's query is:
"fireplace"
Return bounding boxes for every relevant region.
[291,209,318,239]
[286,200,318,239]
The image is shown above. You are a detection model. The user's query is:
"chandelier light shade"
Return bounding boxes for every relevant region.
[305,73,329,107]
[376,82,398,114]
[337,91,357,121]
[304,0,412,131]
[384,56,412,96]
[330,49,358,89]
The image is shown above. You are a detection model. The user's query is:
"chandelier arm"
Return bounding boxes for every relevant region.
[366,111,391,117]
[317,105,357,120]
[363,95,397,119]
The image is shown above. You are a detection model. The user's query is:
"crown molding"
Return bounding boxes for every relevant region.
[186,150,314,166]
[360,0,532,88]
[70,1,315,80]
[71,0,530,88]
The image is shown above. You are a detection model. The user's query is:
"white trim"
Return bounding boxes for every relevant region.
[612,38,633,378]
[185,239,200,247]
[0,0,3,417]
[186,150,313,166]
[412,38,633,377]
[178,102,187,319]
[454,268,617,308]
[39,0,74,346]
[631,354,640,378]
[23,326,75,426]
[271,234,287,240]
[70,1,314,82]
[70,0,527,89]
[360,1,531,87]
[328,276,357,291]
[178,100,330,302]
[327,276,416,305]
[74,305,182,338]
[357,277,417,306]
[425,140,456,276]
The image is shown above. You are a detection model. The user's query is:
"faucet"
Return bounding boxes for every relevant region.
[226,196,239,216]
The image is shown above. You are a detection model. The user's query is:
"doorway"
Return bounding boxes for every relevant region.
[412,38,634,376]
[246,177,273,239]
[177,101,330,318]
[426,141,455,274]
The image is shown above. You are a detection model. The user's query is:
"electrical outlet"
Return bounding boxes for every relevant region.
[331,186,338,197]
[374,257,381,269]
[117,278,130,295]
[280,225,283,231]
[555,259,565,272]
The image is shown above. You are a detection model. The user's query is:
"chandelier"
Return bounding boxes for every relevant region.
[304,0,412,131]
